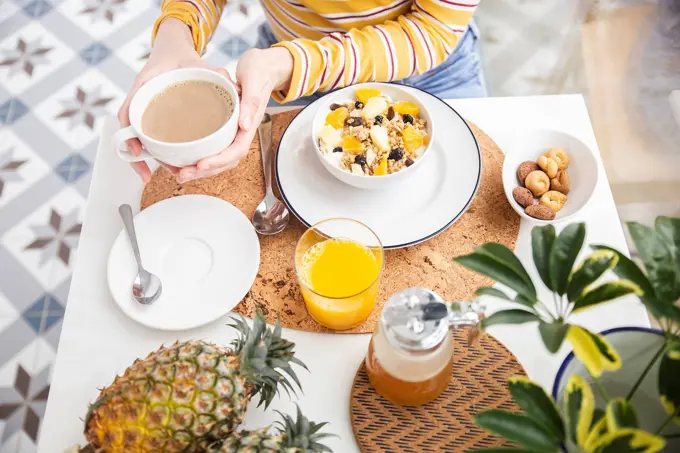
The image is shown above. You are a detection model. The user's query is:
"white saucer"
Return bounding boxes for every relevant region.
[107,195,260,331]
[275,87,482,249]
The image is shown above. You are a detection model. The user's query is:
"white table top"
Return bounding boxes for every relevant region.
[38,95,650,452]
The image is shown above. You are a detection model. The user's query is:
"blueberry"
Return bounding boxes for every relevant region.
[388,147,404,160]
[355,155,367,166]
[332,147,343,153]
[386,106,395,120]
[405,158,415,167]
[374,115,384,125]
[355,101,364,109]
[403,114,414,124]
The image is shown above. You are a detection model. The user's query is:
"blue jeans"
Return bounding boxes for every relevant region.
[257,21,487,106]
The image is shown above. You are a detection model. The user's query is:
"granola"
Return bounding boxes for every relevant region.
[317,88,429,176]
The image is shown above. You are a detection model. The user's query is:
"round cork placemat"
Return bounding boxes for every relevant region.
[350,330,526,452]
[141,109,520,333]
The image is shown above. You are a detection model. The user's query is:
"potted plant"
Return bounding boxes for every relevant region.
[453,217,680,452]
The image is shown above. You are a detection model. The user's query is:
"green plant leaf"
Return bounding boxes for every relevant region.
[590,428,665,453]
[476,243,535,292]
[454,253,537,301]
[514,294,536,309]
[606,398,638,431]
[532,224,557,291]
[472,449,544,453]
[567,250,619,301]
[538,321,569,354]
[476,287,513,301]
[655,216,680,298]
[474,410,560,452]
[592,245,679,324]
[507,376,565,442]
[566,325,621,378]
[482,309,538,329]
[572,280,642,313]
[550,223,586,296]
[627,222,677,305]
[659,342,680,425]
[584,411,608,452]
[564,374,595,447]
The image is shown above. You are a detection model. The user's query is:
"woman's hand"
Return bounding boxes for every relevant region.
[117,18,231,183]
[174,47,294,183]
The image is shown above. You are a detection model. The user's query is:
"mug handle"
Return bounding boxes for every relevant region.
[113,126,154,162]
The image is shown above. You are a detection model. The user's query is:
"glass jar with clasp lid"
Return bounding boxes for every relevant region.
[365,288,485,406]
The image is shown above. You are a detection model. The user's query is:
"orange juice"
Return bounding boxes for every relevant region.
[298,238,381,330]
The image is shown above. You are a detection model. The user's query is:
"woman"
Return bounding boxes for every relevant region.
[121,0,483,183]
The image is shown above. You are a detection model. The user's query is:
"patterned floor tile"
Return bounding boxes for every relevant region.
[0,129,50,209]
[0,21,76,96]
[0,291,18,321]
[1,186,84,291]
[79,42,110,65]
[0,2,19,24]
[32,68,124,149]
[0,248,45,315]
[57,0,153,40]
[114,25,152,73]
[0,98,28,124]
[21,0,53,19]
[54,154,90,184]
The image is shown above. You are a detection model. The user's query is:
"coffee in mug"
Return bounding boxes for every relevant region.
[113,68,240,168]
[142,81,235,143]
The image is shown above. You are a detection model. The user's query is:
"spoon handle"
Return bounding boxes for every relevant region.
[258,114,273,194]
[119,204,144,273]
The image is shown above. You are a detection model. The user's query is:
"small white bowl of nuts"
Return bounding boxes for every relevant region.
[502,130,599,223]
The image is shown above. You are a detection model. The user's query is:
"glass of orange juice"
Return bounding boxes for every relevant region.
[295,218,384,331]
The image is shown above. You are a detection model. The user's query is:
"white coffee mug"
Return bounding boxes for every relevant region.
[113,68,240,168]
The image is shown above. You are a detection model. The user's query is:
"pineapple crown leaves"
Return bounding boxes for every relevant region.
[229,309,307,409]
[275,405,335,452]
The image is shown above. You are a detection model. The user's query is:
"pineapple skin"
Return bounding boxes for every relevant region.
[84,341,250,453]
[209,428,296,453]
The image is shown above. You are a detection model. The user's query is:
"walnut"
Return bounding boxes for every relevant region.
[540,190,568,212]
[526,204,556,221]
[537,155,559,178]
[524,170,550,197]
[545,148,569,170]
[517,160,539,185]
[550,170,570,194]
[512,187,534,208]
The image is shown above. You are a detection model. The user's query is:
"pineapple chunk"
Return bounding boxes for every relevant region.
[369,126,390,152]
[356,88,382,104]
[366,148,377,166]
[361,97,388,121]
[325,107,348,128]
[318,125,342,150]
[342,135,364,154]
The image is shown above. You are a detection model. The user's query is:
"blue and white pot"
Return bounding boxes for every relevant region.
[552,327,680,451]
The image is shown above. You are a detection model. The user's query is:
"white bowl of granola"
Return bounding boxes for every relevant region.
[312,83,434,190]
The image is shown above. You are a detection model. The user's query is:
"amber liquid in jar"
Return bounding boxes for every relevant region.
[365,324,454,406]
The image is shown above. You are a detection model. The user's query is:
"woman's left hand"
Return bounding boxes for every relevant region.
[174,47,294,183]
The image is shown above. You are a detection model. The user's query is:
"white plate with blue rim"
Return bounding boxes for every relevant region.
[107,195,260,331]
[275,85,482,249]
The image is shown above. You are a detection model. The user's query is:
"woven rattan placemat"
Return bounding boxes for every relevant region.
[350,330,526,452]
[141,109,520,333]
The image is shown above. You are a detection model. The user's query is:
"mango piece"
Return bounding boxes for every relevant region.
[342,135,364,154]
[402,125,424,154]
[355,88,381,104]
[325,107,348,129]
[393,101,419,117]
[374,156,388,176]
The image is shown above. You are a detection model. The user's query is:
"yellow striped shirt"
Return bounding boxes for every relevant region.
[154,1,478,103]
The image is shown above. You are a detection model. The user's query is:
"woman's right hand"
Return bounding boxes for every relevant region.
[118,18,230,183]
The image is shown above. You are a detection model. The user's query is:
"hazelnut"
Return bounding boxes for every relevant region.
[537,155,559,178]
[526,204,556,221]
[524,170,550,197]
[512,187,534,208]
[540,190,568,212]
[517,160,539,185]
[545,148,569,170]
[550,170,570,194]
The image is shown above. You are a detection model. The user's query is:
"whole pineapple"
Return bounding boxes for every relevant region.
[206,406,333,453]
[80,311,306,453]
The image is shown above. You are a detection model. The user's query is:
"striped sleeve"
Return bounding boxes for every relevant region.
[271,0,478,103]
[153,0,228,55]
